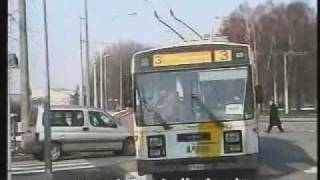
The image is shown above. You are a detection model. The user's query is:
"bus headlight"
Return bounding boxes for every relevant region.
[147,135,166,157]
[224,130,242,153]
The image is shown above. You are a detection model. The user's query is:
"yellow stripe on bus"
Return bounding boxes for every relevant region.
[197,122,223,157]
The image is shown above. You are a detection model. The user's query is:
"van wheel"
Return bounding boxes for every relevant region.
[33,142,62,161]
[51,142,62,161]
[123,137,136,156]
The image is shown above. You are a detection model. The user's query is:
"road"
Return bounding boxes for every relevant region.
[11,120,317,180]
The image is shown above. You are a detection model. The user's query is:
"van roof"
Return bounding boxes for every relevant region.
[34,104,106,112]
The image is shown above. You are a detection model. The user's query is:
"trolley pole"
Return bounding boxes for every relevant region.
[18,0,30,139]
[42,0,52,174]
[84,0,91,106]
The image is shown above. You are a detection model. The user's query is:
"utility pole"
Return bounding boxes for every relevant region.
[99,48,104,109]
[104,55,110,111]
[79,18,84,106]
[84,0,91,106]
[94,61,98,108]
[119,56,123,110]
[19,0,30,140]
[273,53,278,105]
[8,77,11,180]
[42,0,52,174]
[284,53,289,114]
[284,51,308,115]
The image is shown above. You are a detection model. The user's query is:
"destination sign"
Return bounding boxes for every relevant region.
[153,51,212,67]
[134,44,250,72]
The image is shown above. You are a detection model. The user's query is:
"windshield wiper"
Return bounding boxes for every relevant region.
[191,94,222,126]
[140,98,173,130]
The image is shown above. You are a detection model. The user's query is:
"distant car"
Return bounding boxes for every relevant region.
[22,105,135,161]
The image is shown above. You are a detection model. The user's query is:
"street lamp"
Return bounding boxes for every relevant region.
[90,12,137,110]
[111,12,138,20]
[93,60,98,108]
[283,51,309,114]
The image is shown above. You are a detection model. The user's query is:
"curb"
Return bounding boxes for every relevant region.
[12,153,34,162]
[259,120,316,123]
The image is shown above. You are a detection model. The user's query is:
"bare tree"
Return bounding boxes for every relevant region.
[219,1,317,112]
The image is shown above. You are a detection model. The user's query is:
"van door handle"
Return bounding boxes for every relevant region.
[83,127,89,131]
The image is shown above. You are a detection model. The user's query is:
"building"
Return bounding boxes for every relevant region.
[31,88,78,105]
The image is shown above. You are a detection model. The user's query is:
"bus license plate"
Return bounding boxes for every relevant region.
[187,164,206,171]
[189,145,209,154]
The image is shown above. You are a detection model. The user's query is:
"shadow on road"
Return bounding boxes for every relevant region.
[258,136,316,179]
[59,152,116,160]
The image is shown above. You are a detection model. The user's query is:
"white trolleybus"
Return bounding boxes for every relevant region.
[131,39,261,179]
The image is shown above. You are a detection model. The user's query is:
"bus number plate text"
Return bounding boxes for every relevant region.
[187,145,209,154]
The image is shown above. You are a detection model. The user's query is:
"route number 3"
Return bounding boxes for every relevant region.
[154,55,162,64]
[214,50,232,62]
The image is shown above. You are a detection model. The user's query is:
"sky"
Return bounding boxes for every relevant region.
[8,0,317,91]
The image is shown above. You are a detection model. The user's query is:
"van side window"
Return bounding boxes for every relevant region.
[88,111,114,127]
[43,110,84,127]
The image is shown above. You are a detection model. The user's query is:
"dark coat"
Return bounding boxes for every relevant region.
[269,103,281,126]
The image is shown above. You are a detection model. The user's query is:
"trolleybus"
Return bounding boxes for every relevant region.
[131,38,261,179]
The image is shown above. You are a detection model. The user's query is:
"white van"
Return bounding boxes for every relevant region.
[22,105,135,161]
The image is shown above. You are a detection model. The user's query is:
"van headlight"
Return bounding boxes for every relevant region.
[224,130,242,153]
[147,135,166,157]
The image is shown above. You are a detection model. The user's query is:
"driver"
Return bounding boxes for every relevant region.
[150,87,179,123]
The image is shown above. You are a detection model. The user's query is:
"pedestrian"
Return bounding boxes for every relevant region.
[266,100,284,133]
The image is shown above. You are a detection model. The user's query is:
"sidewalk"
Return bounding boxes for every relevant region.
[259,115,317,122]
[12,152,34,162]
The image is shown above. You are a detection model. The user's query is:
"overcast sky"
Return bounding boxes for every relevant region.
[8,0,317,91]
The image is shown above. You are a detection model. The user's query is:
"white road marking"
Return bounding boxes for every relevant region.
[304,166,317,174]
[125,172,153,180]
[11,159,95,175]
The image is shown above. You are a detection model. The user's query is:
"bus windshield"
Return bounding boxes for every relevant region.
[136,67,254,126]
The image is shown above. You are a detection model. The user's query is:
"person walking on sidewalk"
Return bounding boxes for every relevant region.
[266,100,284,133]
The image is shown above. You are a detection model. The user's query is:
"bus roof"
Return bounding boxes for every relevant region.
[133,40,249,58]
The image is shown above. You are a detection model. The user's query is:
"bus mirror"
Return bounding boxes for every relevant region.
[255,84,263,104]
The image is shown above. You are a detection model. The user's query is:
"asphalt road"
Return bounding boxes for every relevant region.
[11,121,317,180]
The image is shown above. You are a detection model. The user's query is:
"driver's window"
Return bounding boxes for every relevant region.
[88,111,114,127]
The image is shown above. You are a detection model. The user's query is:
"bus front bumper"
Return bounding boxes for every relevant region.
[137,153,259,176]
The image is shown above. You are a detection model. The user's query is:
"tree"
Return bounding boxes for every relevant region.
[219,0,317,111]
[91,40,150,109]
